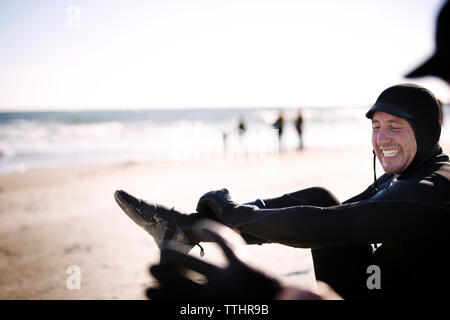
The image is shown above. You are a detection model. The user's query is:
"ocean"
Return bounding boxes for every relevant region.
[1,106,448,174]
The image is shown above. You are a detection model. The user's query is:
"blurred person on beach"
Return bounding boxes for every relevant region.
[237,115,247,137]
[222,131,228,158]
[115,83,450,300]
[272,110,285,152]
[237,115,247,149]
[295,109,304,150]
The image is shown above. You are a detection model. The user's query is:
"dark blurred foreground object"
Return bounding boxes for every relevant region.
[406,0,450,83]
[146,220,282,300]
[146,220,342,300]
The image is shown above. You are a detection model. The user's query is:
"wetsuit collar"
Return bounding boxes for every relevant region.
[396,144,442,179]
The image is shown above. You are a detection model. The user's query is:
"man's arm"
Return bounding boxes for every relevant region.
[237,200,450,248]
[197,184,450,248]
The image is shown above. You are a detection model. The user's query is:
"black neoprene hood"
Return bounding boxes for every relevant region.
[366,83,442,176]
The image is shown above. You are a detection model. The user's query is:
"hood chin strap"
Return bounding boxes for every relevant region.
[372,150,379,194]
[370,147,441,250]
[372,151,379,250]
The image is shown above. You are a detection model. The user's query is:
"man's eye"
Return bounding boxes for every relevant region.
[372,127,380,131]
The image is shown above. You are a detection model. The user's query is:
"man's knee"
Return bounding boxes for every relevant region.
[288,187,340,207]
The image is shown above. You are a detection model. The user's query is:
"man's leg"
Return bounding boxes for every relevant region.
[263,187,373,300]
[311,245,373,300]
[115,186,372,298]
[262,187,341,208]
[241,187,341,244]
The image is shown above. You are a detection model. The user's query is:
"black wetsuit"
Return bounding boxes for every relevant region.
[189,86,449,299]
[236,149,449,299]
[199,85,447,299]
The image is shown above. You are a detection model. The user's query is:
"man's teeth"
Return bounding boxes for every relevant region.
[382,149,399,157]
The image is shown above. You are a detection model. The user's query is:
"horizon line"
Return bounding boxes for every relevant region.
[0,104,370,113]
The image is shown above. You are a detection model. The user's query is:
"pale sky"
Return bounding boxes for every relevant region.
[0,0,448,111]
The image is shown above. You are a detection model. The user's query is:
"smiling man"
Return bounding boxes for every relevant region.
[371,112,417,174]
[365,84,444,190]
[115,84,450,300]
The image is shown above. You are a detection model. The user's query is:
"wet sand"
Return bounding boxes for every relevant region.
[1,142,448,299]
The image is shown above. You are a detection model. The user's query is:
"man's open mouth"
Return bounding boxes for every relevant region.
[381,149,400,158]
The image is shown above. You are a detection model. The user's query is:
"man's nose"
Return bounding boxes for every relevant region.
[376,127,392,145]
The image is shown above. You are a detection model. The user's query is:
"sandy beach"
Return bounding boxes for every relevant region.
[1,141,449,300]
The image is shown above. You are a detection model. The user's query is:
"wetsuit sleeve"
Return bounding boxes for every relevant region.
[237,200,449,248]
[236,176,450,248]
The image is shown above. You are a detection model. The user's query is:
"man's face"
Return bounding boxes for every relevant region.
[371,111,417,174]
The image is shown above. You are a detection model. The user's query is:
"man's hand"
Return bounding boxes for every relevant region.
[196,188,258,227]
[146,220,282,300]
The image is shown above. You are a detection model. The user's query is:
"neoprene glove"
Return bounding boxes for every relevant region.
[196,188,259,228]
[146,220,282,300]
[243,198,266,209]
